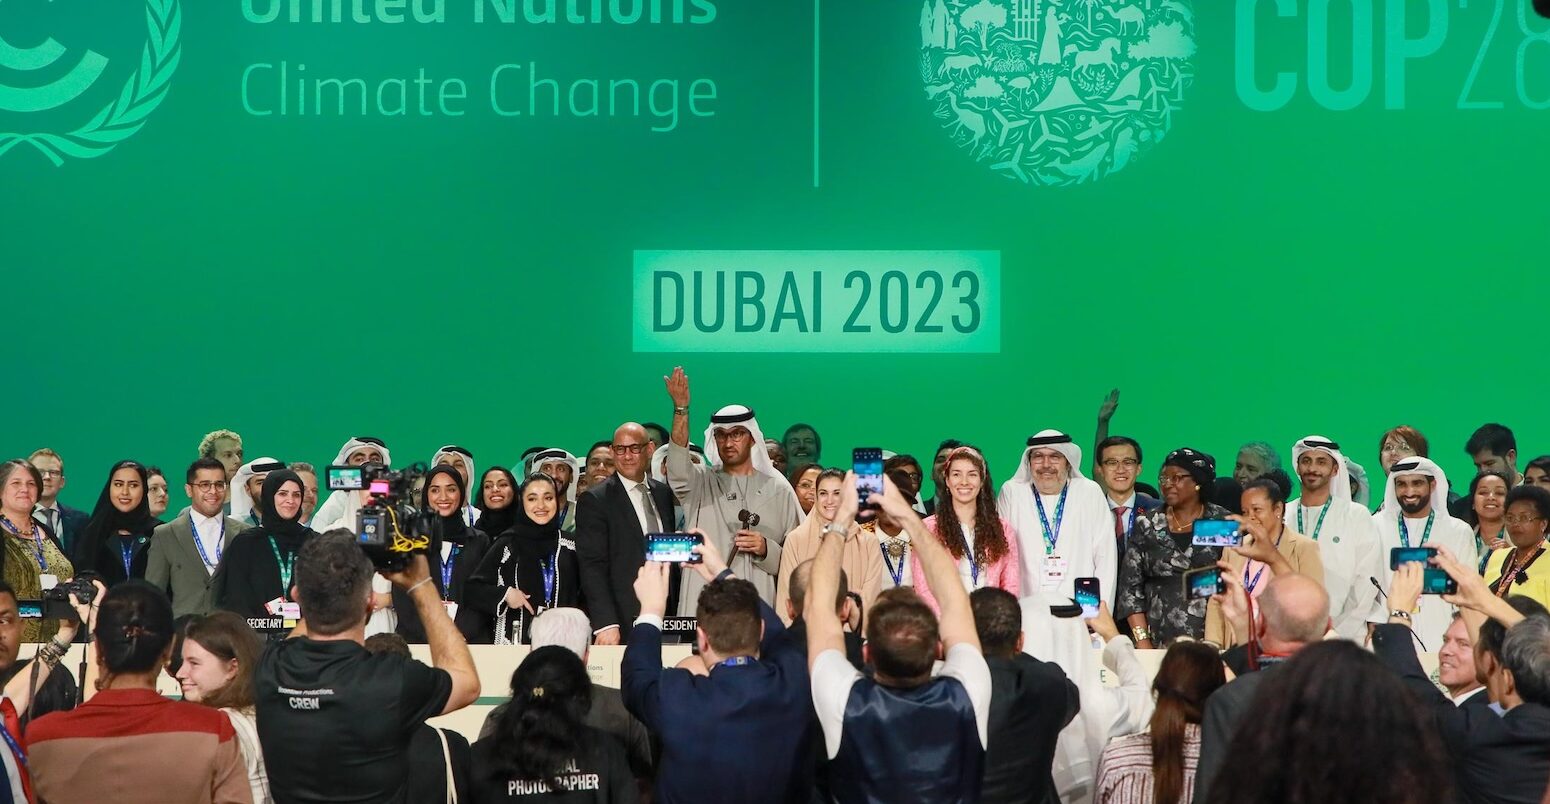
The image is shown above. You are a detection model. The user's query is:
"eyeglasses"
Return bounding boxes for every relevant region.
[1158,473,1194,487]
[611,443,647,455]
[1505,514,1545,525]
[36,469,63,478]
[192,481,230,492]
[1101,458,1139,469]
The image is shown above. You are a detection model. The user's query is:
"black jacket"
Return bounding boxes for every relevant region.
[575,474,675,637]
[980,653,1080,804]
[393,527,493,643]
[1374,622,1550,804]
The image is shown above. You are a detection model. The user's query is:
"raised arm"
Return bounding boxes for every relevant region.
[1092,388,1118,482]
[665,366,691,449]
[805,478,856,670]
[877,476,979,651]
[384,554,480,715]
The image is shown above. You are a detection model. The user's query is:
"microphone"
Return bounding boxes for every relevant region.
[1369,576,1388,600]
[1370,576,1428,651]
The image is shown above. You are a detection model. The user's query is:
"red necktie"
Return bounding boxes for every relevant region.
[1113,506,1128,542]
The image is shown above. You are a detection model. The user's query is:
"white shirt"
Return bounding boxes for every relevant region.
[622,475,657,534]
[1106,493,1136,512]
[810,643,991,759]
[1370,507,1478,649]
[1285,496,1385,642]
[32,502,61,534]
[1451,687,1487,707]
[956,523,986,591]
[189,509,225,573]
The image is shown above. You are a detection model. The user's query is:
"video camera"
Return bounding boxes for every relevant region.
[325,461,434,570]
[19,574,102,623]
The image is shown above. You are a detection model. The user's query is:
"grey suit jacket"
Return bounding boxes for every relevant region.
[146,514,248,619]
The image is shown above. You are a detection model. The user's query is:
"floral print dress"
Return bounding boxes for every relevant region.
[1116,503,1229,646]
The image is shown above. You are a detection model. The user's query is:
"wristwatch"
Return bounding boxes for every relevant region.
[821,522,847,537]
[1389,609,1413,621]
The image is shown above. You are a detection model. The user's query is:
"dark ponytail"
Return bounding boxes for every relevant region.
[93,580,175,676]
[489,646,592,787]
[1148,642,1225,804]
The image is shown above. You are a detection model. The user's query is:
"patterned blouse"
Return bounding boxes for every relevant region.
[3,525,75,643]
[1095,724,1203,804]
[1116,503,1228,645]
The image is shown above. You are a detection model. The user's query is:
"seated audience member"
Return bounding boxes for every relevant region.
[1021,594,1152,804]
[1438,613,1489,709]
[177,612,273,804]
[363,632,472,804]
[253,532,480,804]
[1205,641,1453,804]
[1193,572,1330,804]
[1094,642,1224,804]
[73,459,160,586]
[26,581,254,803]
[806,474,991,804]
[970,587,1079,804]
[1483,484,1550,611]
[0,582,78,721]
[1204,479,1324,648]
[479,608,654,780]
[621,536,814,804]
[776,468,882,627]
[472,645,639,804]
[1374,550,1550,804]
[781,560,864,670]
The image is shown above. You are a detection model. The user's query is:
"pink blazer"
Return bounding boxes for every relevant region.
[910,515,1021,614]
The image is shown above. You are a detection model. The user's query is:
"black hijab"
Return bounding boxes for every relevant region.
[422,465,470,544]
[76,461,159,566]
[508,473,562,564]
[474,467,519,538]
[258,469,309,544]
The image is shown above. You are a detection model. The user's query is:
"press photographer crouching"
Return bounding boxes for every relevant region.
[26,579,256,803]
[254,529,480,804]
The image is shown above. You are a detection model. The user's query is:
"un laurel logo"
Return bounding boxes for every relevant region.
[920,0,1194,186]
[0,0,181,165]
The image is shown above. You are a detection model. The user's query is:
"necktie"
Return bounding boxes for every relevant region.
[1113,506,1129,545]
[637,483,661,533]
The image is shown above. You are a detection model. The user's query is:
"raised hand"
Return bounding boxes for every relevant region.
[665,366,691,409]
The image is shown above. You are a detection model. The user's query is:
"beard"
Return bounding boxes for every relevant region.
[1398,496,1429,515]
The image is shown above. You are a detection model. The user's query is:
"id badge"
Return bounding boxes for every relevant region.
[1042,556,1068,590]
[443,601,459,620]
[39,574,59,590]
[280,602,301,621]
[265,597,286,616]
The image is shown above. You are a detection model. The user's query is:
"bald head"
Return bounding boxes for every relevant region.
[613,422,651,482]
[1258,574,1331,647]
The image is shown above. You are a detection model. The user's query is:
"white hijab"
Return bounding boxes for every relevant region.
[1009,429,1087,486]
[704,405,787,487]
[230,457,282,522]
[1346,457,1371,507]
[1383,456,1452,517]
[332,436,392,468]
[1291,435,1353,504]
[312,437,392,533]
[527,448,579,504]
[649,442,703,482]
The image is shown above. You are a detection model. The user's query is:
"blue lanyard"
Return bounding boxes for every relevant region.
[119,537,135,577]
[969,557,981,586]
[464,505,476,528]
[1,516,47,571]
[1399,511,1435,549]
[540,557,556,607]
[1243,528,1285,595]
[879,542,905,586]
[190,513,224,569]
[441,545,461,599]
[1034,484,1068,555]
[718,656,753,668]
[0,721,25,770]
[1297,500,1332,541]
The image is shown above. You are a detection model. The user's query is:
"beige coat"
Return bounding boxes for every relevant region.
[774,518,884,626]
[1204,526,1324,648]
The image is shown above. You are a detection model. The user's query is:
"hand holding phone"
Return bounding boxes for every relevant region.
[1185,565,1227,600]
[1390,546,1437,570]
[1192,519,1242,548]
[646,533,704,564]
[853,448,884,522]
[1074,577,1101,618]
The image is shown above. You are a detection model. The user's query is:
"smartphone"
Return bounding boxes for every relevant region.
[854,448,884,521]
[15,601,43,620]
[645,532,704,564]
[1184,565,1227,600]
[1390,546,1437,570]
[326,465,364,491]
[1192,519,1242,548]
[1422,567,1458,596]
[1074,577,1100,618]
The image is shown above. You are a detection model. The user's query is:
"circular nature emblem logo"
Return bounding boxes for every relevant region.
[919,0,1194,186]
[0,0,181,165]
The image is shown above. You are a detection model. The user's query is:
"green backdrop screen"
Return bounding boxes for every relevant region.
[3,0,1545,504]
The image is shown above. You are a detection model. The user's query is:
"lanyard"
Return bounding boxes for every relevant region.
[1,516,47,571]
[1034,484,1068,555]
[1298,499,1332,542]
[120,537,135,577]
[441,544,462,600]
[268,535,296,599]
[539,546,559,607]
[718,656,753,668]
[1243,528,1285,595]
[190,513,224,570]
[0,721,25,770]
[1398,511,1435,549]
[969,556,981,586]
[880,542,906,586]
[464,505,476,528]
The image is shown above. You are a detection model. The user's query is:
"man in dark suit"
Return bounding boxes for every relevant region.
[622,538,814,804]
[577,422,675,646]
[779,560,864,670]
[1193,571,1330,804]
[970,587,1079,804]
[1094,436,1161,562]
[145,458,248,619]
[28,449,88,555]
[1375,558,1550,804]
